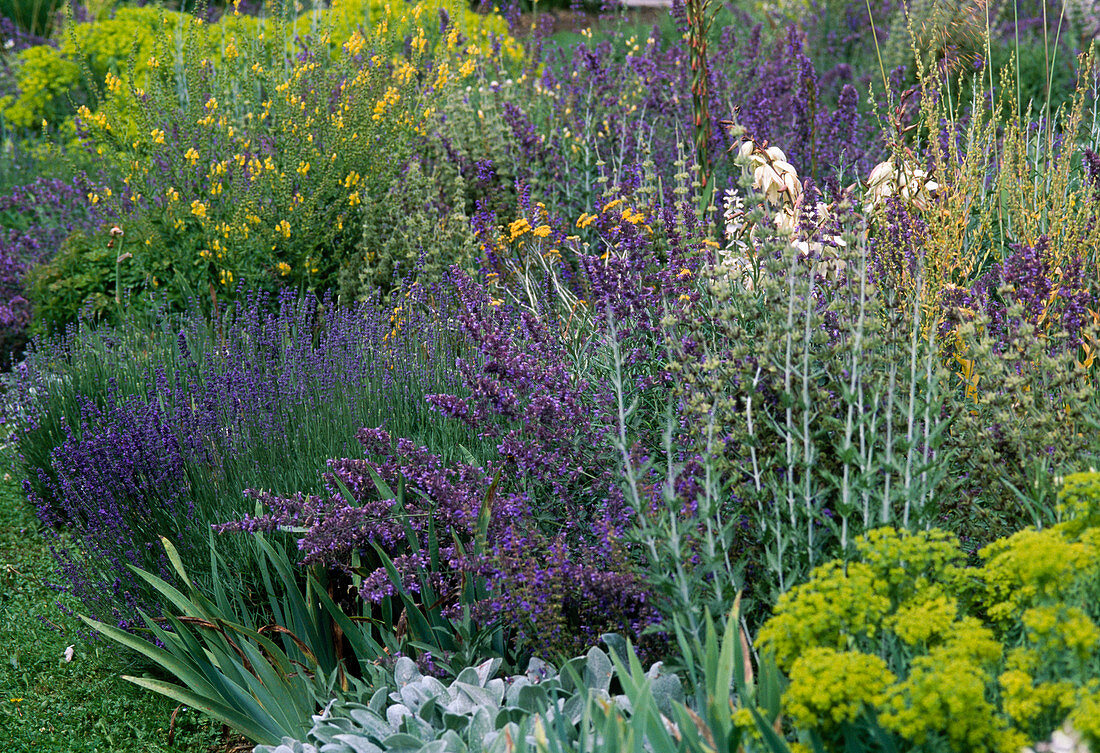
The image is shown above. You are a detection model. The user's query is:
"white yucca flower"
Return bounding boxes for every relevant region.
[721,191,755,289]
[864,157,940,212]
[737,140,802,233]
[1023,723,1091,753]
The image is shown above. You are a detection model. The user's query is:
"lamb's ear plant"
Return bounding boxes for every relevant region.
[263,609,792,753]
[80,535,383,746]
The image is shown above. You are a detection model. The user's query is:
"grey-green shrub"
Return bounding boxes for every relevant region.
[257,646,686,753]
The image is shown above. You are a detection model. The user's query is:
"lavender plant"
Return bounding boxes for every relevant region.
[218,269,663,661]
[8,288,469,631]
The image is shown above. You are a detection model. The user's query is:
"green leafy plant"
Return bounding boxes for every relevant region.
[259,607,791,753]
[755,472,1100,752]
[82,536,383,746]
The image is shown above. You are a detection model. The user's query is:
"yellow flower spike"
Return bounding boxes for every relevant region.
[190,200,207,218]
[184,147,200,165]
[150,129,166,145]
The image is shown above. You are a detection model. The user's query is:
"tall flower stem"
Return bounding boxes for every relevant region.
[685,0,716,206]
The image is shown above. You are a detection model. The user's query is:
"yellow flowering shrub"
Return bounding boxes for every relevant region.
[758,473,1100,752]
[2,1,518,132]
[25,0,518,329]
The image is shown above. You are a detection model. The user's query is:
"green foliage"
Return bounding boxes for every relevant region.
[25,226,144,332]
[938,306,1100,542]
[0,6,171,129]
[83,536,382,746]
[343,156,480,300]
[756,475,1100,751]
[260,609,790,753]
[0,0,65,37]
[882,0,1006,80]
[673,208,955,597]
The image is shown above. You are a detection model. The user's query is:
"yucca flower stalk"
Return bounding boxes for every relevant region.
[684,0,717,206]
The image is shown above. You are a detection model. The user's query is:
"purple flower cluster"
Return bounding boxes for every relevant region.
[212,234,704,657]
[27,383,187,632]
[1085,148,1100,205]
[427,269,619,511]
[13,288,460,631]
[218,421,658,658]
[0,175,103,366]
[939,236,1097,352]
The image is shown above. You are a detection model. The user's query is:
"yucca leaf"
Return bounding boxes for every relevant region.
[122,675,283,745]
[158,535,194,590]
[79,615,220,700]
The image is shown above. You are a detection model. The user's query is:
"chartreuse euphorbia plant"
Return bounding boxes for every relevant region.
[757,472,1100,753]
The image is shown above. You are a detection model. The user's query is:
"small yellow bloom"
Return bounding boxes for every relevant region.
[508,218,532,240]
[577,212,597,229]
[190,200,207,218]
[150,129,166,144]
[184,147,200,165]
[276,261,291,276]
[275,220,292,238]
[532,225,552,238]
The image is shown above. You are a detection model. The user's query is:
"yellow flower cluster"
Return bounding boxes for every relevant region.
[784,648,895,727]
[759,478,1100,750]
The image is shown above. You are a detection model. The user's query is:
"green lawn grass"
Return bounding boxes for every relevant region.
[0,457,223,752]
